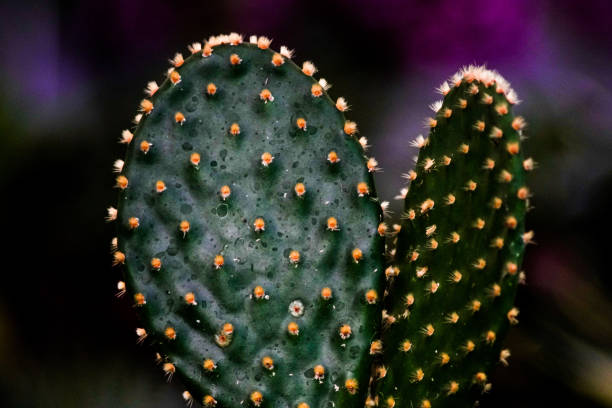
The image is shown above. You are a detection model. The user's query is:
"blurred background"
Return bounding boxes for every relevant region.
[1,0,611,407]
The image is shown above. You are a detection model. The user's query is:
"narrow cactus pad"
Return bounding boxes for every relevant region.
[112,35,384,408]
[373,67,530,408]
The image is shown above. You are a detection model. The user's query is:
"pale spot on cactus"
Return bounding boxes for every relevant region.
[288,300,304,317]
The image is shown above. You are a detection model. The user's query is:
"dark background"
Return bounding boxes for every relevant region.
[1,1,611,407]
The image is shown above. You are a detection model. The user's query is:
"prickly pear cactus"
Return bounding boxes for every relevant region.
[108,34,385,408]
[372,67,533,408]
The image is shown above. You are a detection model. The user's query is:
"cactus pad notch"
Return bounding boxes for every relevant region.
[109,34,385,408]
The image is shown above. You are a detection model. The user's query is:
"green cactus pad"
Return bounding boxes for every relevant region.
[112,35,384,408]
[373,67,529,408]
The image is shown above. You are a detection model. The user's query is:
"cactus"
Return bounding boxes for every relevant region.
[370,66,532,408]
[107,34,533,408]
[108,34,385,408]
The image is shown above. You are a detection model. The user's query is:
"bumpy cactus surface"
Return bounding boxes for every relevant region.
[109,34,385,408]
[371,67,532,408]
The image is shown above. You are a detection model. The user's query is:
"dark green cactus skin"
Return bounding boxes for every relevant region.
[372,72,527,408]
[115,42,384,407]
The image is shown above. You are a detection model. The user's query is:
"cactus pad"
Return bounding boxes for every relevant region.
[111,35,384,408]
[372,66,530,408]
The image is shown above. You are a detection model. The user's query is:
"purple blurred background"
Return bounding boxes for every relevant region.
[1,0,611,407]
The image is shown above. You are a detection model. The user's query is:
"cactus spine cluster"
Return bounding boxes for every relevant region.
[107,34,532,408]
